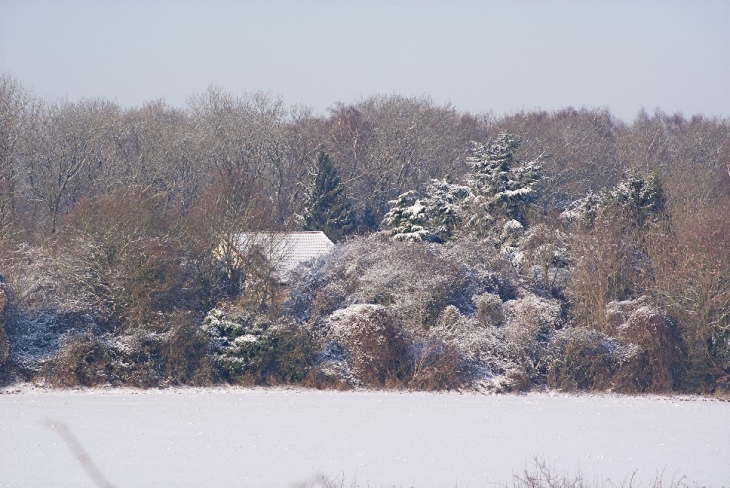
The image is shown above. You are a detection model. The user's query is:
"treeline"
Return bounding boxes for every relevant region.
[0,73,728,394]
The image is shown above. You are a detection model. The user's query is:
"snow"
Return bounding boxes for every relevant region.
[1,388,728,487]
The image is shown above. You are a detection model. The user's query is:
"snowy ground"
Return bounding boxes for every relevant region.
[0,387,728,488]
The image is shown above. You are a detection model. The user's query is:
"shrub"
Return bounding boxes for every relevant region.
[58,188,188,328]
[48,330,116,387]
[473,292,504,327]
[43,313,212,387]
[427,306,511,390]
[157,313,212,385]
[409,338,463,390]
[326,304,411,387]
[545,327,635,391]
[203,307,312,385]
[648,200,730,391]
[502,294,563,389]
[564,213,648,330]
[287,234,499,332]
[605,298,681,392]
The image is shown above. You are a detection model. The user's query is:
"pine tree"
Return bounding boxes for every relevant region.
[381,178,469,242]
[561,170,664,228]
[302,152,355,243]
[381,133,540,243]
[463,132,541,235]
[380,190,429,242]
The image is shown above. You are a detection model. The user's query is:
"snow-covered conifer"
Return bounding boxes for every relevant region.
[381,178,469,242]
[380,190,429,242]
[607,170,664,225]
[561,170,664,227]
[462,132,542,237]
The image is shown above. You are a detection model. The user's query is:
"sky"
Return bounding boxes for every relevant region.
[1,0,729,121]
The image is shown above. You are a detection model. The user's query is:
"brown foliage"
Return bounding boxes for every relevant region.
[565,212,649,330]
[409,339,463,390]
[185,169,281,311]
[546,327,624,391]
[606,299,681,393]
[0,282,9,368]
[58,187,188,327]
[649,198,730,390]
[47,315,211,387]
[327,304,411,387]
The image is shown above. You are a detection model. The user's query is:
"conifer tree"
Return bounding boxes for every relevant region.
[561,170,665,228]
[302,152,355,243]
[381,133,540,243]
[381,179,468,242]
[463,132,541,236]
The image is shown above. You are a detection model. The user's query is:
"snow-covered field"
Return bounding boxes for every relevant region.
[1,388,728,487]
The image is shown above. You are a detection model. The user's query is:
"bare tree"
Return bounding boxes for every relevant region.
[0,74,31,240]
[20,99,113,233]
[324,95,480,225]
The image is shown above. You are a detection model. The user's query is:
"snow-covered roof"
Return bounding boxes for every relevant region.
[233,231,334,282]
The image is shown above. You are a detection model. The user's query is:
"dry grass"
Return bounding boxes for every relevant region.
[291,458,711,488]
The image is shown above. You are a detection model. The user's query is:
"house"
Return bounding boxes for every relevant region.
[220,231,334,283]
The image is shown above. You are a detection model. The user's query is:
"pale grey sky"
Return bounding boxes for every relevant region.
[1,0,729,121]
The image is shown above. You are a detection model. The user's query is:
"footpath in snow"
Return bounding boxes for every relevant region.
[1,387,728,487]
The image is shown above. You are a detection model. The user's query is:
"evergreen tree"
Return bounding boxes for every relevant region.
[381,178,469,242]
[562,170,665,228]
[302,152,355,243]
[463,132,542,236]
[381,133,540,243]
[380,190,429,242]
[606,169,664,226]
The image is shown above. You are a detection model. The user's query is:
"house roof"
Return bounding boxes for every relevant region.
[233,231,334,281]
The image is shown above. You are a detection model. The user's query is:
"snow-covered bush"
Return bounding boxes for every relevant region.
[545,327,638,391]
[604,297,679,392]
[203,307,311,384]
[443,237,518,301]
[503,294,562,348]
[518,224,570,295]
[409,336,463,390]
[317,301,463,391]
[46,314,210,387]
[6,309,97,379]
[472,292,504,327]
[325,304,410,387]
[501,294,563,388]
[426,306,519,392]
[561,170,664,228]
[285,234,527,390]
[4,243,95,314]
[287,235,482,332]
[1,244,100,378]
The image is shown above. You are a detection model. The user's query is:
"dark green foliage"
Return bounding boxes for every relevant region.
[203,309,312,384]
[302,152,355,243]
[381,179,470,242]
